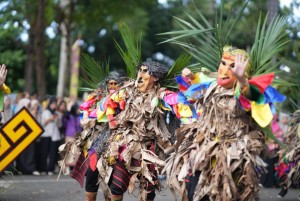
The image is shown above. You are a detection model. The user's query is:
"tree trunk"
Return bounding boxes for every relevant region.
[35,0,47,101]
[24,28,35,94]
[267,0,279,66]
[57,23,68,98]
[57,0,73,98]
[267,0,279,23]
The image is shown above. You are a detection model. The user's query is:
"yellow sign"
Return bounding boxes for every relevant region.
[0,107,44,172]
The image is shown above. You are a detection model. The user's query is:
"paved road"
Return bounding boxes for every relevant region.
[0,174,299,201]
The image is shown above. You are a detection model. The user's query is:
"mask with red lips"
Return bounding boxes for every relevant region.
[217,52,237,89]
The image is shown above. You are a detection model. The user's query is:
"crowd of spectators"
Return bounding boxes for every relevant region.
[1,92,82,176]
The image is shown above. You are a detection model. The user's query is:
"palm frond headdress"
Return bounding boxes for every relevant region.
[116,23,193,89]
[159,2,291,146]
[159,1,290,82]
[80,54,110,92]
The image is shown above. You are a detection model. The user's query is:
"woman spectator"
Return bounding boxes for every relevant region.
[30,99,42,173]
[16,96,40,175]
[1,96,13,123]
[40,97,61,175]
[12,92,23,114]
[1,96,15,172]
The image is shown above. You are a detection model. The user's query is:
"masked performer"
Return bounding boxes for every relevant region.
[163,46,286,201]
[59,71,123,201]
[95,61,197,201]
[83,71,124,201]
[276,111,300,199]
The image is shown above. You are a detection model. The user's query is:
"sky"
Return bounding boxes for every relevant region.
[280,0,300,18]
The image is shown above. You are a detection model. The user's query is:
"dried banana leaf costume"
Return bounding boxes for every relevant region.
[276,110,300,189]
[97,61,197,201]
[163,49,286,201]
[59,72,123,201]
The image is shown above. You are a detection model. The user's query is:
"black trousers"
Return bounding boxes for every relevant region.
[39,137,60,172]
[16,142,37,174]
[85,166,100,192]
[186,171,210,201]
[260,156,279,188]
[108,161,156,200]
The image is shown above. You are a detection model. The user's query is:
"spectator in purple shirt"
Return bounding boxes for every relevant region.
[63,103,82,143]
[62,102,82,175]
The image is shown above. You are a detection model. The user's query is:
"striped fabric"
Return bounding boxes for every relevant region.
[71,153,89,188]
[109,159,157,199]
[109,161,133,195]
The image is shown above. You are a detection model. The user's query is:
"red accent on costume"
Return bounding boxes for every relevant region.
[249,73,274,93]
[108,114,116,128]
[179,84,188,92]
[119,100,126,110]
[89,152,98,171]
[239,94,251,110]
[104,98,119,110]
[80,98,96,111]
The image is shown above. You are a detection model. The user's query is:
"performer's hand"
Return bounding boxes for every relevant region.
[0,64,7,86]
[231,54,250,96]
[231,54,249,84]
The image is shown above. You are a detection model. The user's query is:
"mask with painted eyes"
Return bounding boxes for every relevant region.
[217,52,237,89]
[107,79,119,91]
[135,65,158,92]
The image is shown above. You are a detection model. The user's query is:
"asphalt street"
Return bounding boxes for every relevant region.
[0,174,299,201]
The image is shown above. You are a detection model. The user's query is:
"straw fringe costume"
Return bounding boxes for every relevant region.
[59,89,113,201]
[59,71,124,201]
[106,83,164,199]
[276,110,300,189]
[98,81,195,200]
[164,70,288,201]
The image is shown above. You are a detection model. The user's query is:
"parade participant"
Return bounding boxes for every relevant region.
[157,4,291,198]
[83,71,122,201]
[95,61,196,201]
[0,64,12,172]
[275,111,300,199]
[0,64,11,112]
[163,46,286,201]
[59,71,124,201]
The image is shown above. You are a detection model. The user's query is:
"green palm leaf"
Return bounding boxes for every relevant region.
[162,53,192,88]
[115,23,142,78]
[158,0,249,72]
[274,58,300,111]
[261,127,285,148]
[80,53,109,89]
[249,14,290,76]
